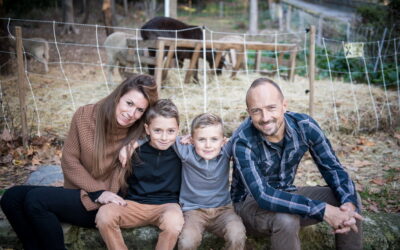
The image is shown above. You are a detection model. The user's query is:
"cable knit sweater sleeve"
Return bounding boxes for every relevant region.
[61,106,107,193]
[61,104,128,211]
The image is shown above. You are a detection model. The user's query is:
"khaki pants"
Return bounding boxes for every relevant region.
[95,200,184,250]
[234,186,363,250]
[178,205,246,250]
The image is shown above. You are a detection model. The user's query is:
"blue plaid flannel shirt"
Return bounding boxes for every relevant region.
[231,111,358,221]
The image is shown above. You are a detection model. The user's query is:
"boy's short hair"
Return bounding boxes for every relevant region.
[145,99,180,125]
[191,113,223,135]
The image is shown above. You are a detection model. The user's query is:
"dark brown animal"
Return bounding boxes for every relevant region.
[140,16,224,81]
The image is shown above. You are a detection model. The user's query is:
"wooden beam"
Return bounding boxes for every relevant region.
[154,40,165,92]
[289,48,297,83]
[16,26,28,148]
[308,26,316,116]
[185,43,202,83]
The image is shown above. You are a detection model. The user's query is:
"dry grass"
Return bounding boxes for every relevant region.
[1,64,399,138]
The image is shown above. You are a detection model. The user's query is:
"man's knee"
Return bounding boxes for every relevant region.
[272,213,300,234]
[159,206,184,235]
[95,203,121,229]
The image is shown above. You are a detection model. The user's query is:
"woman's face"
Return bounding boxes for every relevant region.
[115,89,149,128]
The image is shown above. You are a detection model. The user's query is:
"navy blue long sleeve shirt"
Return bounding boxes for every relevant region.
[125,141,182,204]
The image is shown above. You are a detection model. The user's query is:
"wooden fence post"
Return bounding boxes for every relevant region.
[16,26,28,148]
[308,25,316,117]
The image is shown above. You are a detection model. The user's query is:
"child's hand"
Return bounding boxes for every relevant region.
[179,134,192,144]
[119,141,139,168]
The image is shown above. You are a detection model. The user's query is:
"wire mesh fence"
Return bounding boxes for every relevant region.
[0,17,398,139]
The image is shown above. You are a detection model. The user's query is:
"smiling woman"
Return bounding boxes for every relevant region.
[0,74,158,250]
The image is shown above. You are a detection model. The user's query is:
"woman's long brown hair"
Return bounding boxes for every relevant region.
[92,74,158,192]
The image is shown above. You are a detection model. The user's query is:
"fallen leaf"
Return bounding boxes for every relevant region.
[0,154,13,164]
[31,136,48,146]
[0,129,13,142]
[356,184,364,192]
[371,178,385,186]
[368,204,379,212]
[31,155,41,166]
[353,160,372,168]
[12,159,27,166]
[394,133,400,140]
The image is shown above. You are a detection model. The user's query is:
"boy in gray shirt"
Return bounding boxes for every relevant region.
[120,113,246,249]
[175,113,245,250]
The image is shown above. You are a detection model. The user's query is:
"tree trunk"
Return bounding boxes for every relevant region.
[249,0,258,35]
[102,0,114,36]
[145,0,157,20]
[123,0,128,16]
[0,0,11,75]
[169,0,177,18]
[82,0,91,24]
[62,0,79,34]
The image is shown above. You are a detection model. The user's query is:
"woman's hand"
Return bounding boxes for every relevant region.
[96,191,127,206]
[119,141,139,168]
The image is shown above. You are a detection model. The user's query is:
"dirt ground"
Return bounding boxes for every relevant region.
[0,15,399,213]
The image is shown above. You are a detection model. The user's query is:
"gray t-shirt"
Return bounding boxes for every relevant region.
[174,138,233,211]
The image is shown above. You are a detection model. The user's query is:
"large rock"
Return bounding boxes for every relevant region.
[0,212,399,249]
[1,166,399,249]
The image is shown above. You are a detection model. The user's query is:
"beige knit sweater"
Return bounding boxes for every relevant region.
[61,104,129,211]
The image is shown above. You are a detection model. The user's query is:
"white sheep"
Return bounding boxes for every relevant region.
[9,36,50,73]
[103,31,141,84]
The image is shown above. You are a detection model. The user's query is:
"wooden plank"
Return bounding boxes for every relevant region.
[255,50,262,72]
[308,26,316,116]
[16,26,28,148]
[185,43,202,83]
[289,48,297,83]
[163,44,176,80]
[155,40,165,92]
[231,50,244,78]
[157,37,296,51]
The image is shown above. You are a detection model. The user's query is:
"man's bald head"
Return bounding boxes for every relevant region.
[246,78,284,107]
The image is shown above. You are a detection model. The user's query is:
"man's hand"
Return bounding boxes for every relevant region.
[324,203,363,234]
[335,202,363,234]
[96,191,127,206]
[324,204,351,231]
[119,141,139,168]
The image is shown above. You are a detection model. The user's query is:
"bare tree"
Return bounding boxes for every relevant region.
[102,0,115,36]
[82,0,91,24]
[249,0,258,35]
[123,0,128,16]
[62,0,79,34]
[144,0,158,20]
[0,0,11,75]
[170,0,177,18]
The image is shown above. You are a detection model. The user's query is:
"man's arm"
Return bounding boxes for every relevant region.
[233,138,326,221]
[305,118,359,210]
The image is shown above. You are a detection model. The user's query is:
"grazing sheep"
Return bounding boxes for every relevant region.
[103,31,140,84]
[9,36,50,73]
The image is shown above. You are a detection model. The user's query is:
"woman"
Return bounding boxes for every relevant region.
[0,74,158,250]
